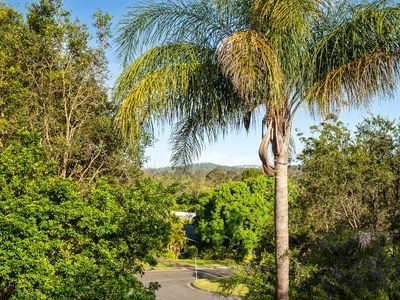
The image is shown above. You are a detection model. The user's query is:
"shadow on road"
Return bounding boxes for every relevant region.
[194,268,231,279]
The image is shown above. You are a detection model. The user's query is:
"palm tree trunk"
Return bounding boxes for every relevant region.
[275,149,289,300]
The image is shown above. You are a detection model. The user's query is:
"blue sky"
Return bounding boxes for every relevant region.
[6,0,400,168]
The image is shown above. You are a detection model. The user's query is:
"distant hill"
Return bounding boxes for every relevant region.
[144,162,261,172]
[144,163,301,209]
[144,163,263,201]
[145,162,222,174]
[144,163,261,181]
[144,162,301,190]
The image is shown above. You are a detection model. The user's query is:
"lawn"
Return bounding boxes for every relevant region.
[192,278,248,297]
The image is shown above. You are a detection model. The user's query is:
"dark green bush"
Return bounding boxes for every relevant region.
[195,176,274,260]
[195,176,298,261]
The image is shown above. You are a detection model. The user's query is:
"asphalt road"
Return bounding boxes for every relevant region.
[140,268,238,300]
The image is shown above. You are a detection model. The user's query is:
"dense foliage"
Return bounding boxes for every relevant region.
[227,231,400,299]
[0,132,177,299]
[298,116,400,240]
[195,176,298,260]
[229,116,400,299]
[296,232,400,299]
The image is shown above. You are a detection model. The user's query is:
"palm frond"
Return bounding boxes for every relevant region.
[308,52,400,115]
[253,0,326,35]
[169,99,245,166]
[216,30,284,104]
[114,42,243,142]
[169,117,207,166]
[116,0,243,65]
[169,114,224,166]
[307,1,400,115]
[114,0,400,168]
[113,43,212,102]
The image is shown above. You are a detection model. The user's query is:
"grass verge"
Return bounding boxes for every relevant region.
[192,278,248,297]
[145,258,227,270]
[152,261,185,270]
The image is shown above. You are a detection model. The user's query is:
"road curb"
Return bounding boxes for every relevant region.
[188,281,216,294]
[189,280,242,299]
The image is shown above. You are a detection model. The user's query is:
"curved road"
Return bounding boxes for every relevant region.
[140,268,238,300]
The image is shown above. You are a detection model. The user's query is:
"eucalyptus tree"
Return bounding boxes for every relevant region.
[0,1,144,184]
[114,0,400,298]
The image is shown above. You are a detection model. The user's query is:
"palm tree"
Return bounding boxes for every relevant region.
[114,1,400,298]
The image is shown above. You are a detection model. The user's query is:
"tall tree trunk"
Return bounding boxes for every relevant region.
[259,111,291,299]
[275,148,289,300]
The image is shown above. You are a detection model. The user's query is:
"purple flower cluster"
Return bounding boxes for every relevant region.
[358,232,374,248]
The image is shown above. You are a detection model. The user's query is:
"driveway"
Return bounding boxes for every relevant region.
[139,268,239,300]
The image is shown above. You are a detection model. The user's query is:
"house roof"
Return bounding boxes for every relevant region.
[172,211,196,221]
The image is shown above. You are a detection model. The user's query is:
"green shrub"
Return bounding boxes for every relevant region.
[195,176,297,261]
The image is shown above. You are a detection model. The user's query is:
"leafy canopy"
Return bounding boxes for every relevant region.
[0,132,177,299]
[0,1,144,183]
